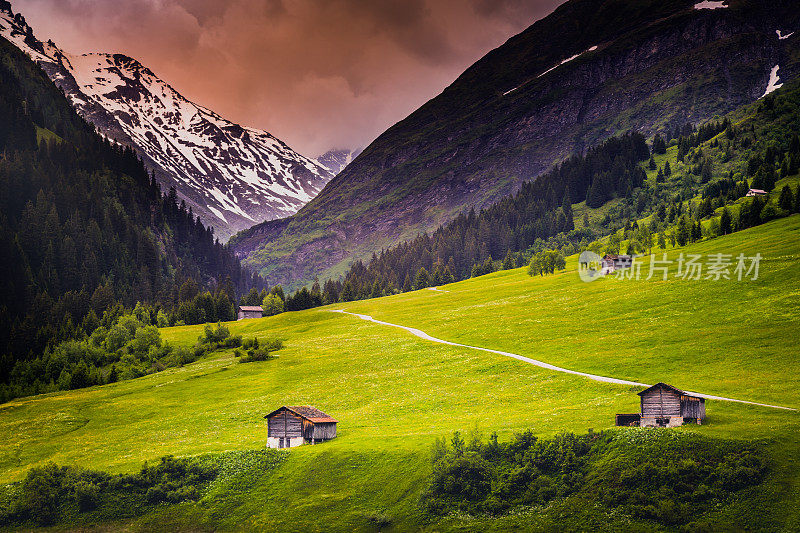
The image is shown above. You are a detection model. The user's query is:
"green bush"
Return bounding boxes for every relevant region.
[238,348,275,363]
[421,429,767,527]
[1,455,221,527]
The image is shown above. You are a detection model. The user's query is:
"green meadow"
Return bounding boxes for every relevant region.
[1,216,800,531]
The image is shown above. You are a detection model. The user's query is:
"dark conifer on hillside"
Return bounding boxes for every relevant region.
[778,185,793,211]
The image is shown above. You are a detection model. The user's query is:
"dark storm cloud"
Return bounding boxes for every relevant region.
[17,0,562,156]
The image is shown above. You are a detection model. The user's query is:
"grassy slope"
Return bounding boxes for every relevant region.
[1,217,800,530]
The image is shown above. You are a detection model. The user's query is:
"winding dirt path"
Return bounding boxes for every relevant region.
[331,310,797,412]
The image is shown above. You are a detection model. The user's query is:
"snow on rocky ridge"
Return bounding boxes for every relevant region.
[694,1,728,10]
[0,2,332,240]
[762,65,783,98]
[503,45,598,96]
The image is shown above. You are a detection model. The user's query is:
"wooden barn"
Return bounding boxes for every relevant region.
[616,383,706,427]
[237,305,263,320]
[601,254,632,275]
[636,382,706,427]
[264,406,338,449]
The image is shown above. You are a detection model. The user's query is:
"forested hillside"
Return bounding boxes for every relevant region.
[0,36,262,396]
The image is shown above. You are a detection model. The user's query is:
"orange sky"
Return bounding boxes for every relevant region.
[17,0,562,157]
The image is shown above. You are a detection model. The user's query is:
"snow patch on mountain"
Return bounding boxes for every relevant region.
[0,2,332,240]
[503,45,598,96]
[694,1,727,10]
[762,65,783,97]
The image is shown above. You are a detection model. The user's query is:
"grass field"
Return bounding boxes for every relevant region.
[1,217,799,531]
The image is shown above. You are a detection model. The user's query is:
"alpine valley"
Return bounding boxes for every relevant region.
[0,0,333,240]
[3,0,800,531]
[230,0,800,288]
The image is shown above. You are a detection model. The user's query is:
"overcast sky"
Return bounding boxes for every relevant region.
[17,0,562,157]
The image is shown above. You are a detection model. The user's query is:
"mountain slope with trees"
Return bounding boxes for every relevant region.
[0,1,333,240]
[0,35,263,396]
[231,0,800,289]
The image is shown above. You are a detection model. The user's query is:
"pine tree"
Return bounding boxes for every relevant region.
[676,217,689,246]
[414,267,431,289]
[778,185,794,211]
[720,207,732,235]
[502,252,515,270]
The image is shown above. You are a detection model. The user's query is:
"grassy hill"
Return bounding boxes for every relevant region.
[1,217,800,530]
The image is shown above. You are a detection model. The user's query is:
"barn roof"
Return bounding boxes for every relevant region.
[264,405,338,423]
[638,382,702,400]
[238,306,263,312]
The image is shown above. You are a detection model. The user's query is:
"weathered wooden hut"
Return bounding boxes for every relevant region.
[264,406,338,448]
[601,254,632,275]
[637,382,706,427]
[237,305,263,320]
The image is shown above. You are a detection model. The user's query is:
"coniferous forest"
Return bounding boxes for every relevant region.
[0,37,263,399]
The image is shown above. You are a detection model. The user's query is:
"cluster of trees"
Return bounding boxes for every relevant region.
[421,429,766,527]
[676,118,731,162]
[0,37,263,388]
[1,307,201,402]
[527,250,566,276]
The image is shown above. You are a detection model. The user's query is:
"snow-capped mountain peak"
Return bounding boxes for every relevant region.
[0,1,332,240]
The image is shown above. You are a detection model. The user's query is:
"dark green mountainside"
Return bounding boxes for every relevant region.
[231,0,800,289]
[0,35,260,376]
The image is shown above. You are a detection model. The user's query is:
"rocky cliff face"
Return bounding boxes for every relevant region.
[230,0,800,288]
[0,2,332,241]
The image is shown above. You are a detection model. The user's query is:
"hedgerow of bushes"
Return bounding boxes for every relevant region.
[0,449,287,528]
[0,456,217,526]
[421,429,767,529]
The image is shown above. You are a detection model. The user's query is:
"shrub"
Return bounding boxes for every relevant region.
[198,322,230,346]
[14,462,64,525]
[73,480,100,512]
[239,348,275,363]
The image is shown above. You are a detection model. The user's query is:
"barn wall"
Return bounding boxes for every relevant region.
[312,422,337,440]
[640,388,681,417]
[267,409,303,438]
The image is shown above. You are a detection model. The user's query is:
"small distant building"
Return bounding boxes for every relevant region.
[237,305,263,320]
[616,382,706,427]
[746,188,767,197]
[601,254,632,275]
[264,406,338,449]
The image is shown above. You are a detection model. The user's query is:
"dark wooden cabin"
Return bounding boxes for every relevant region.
[237,306,263,320]
[264,406,338,448]
[637,382,706,427]
[601,254,632,274]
